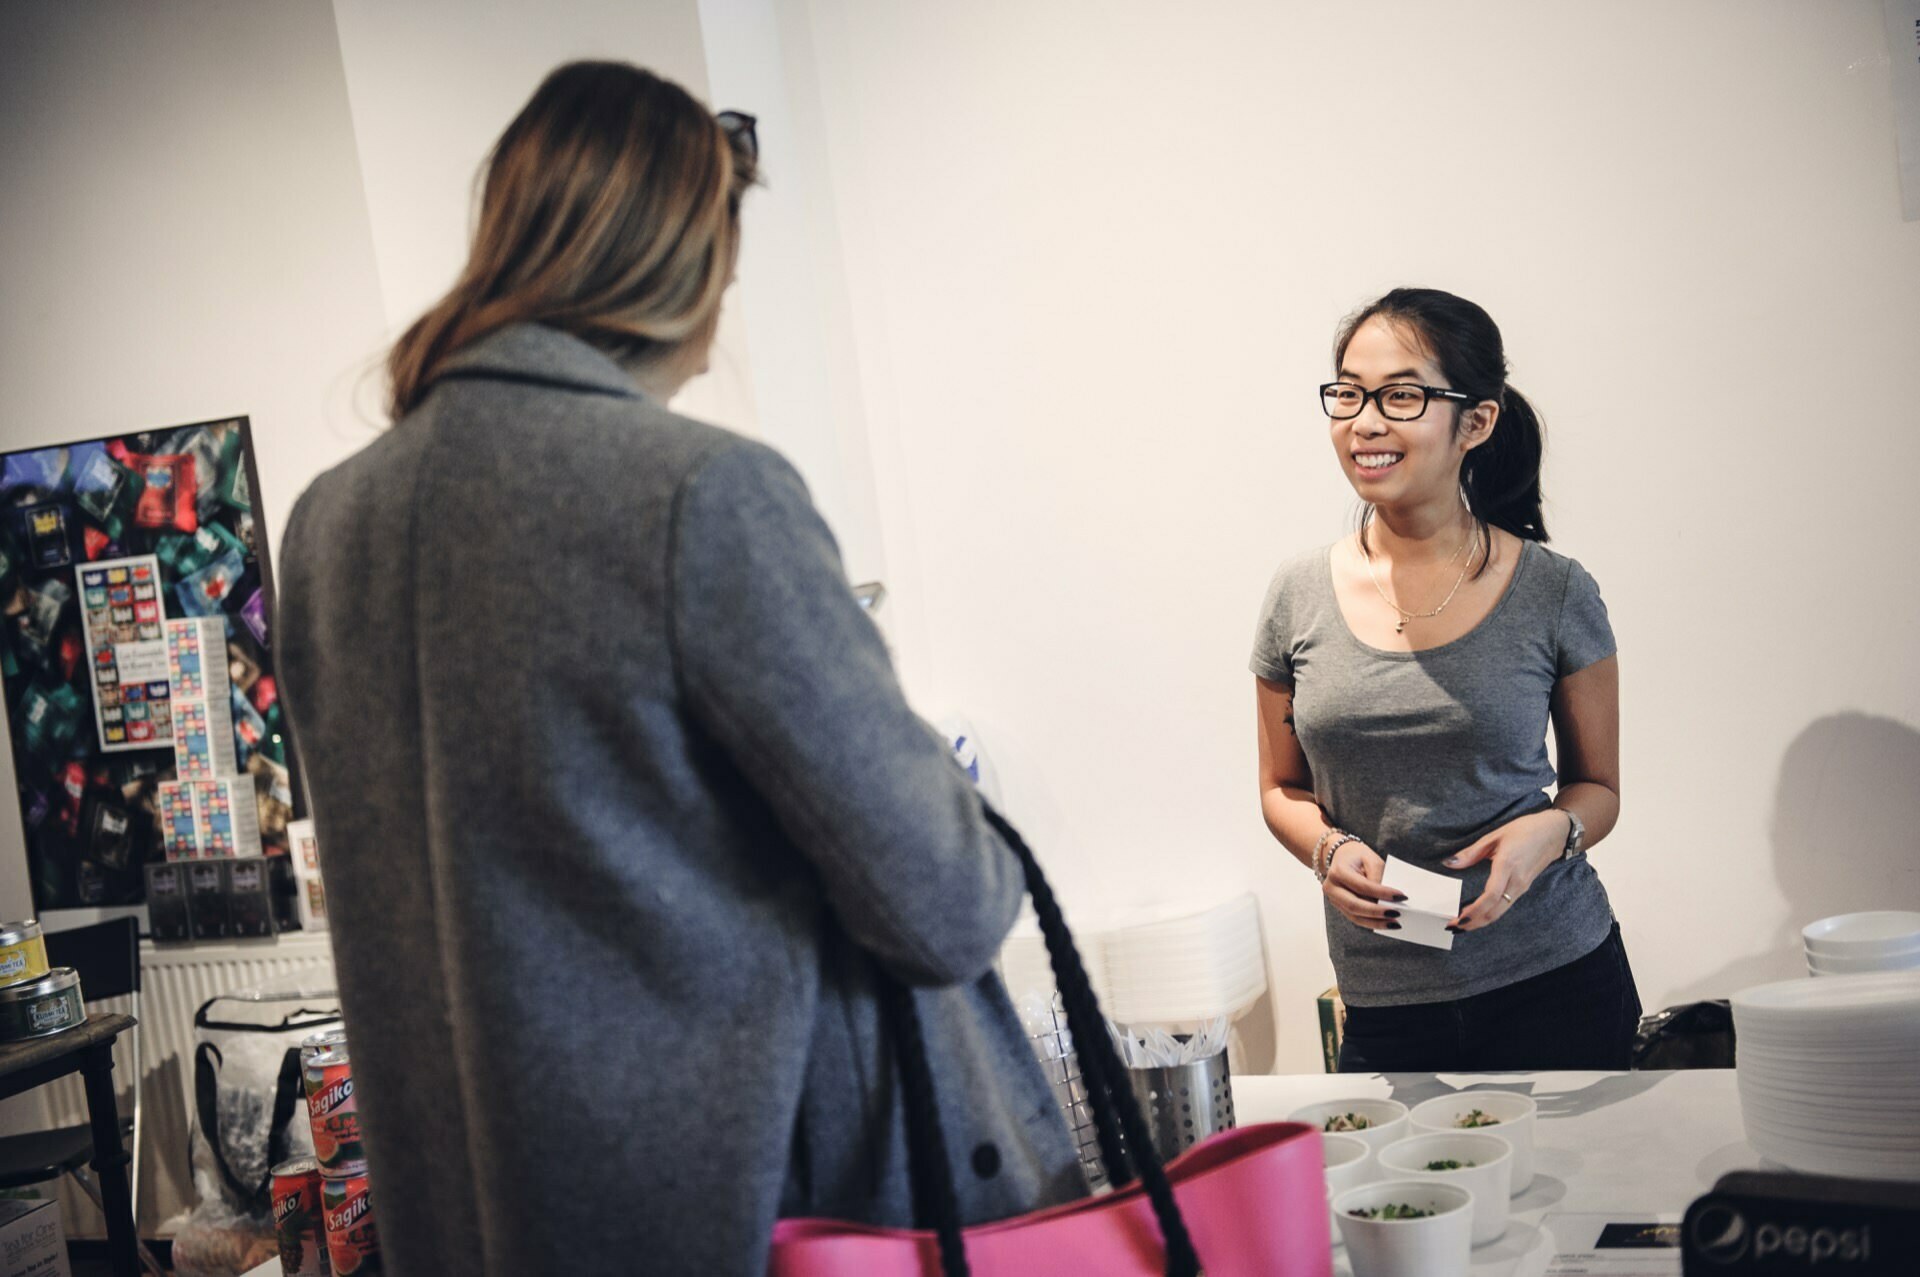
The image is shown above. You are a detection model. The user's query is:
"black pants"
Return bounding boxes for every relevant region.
[1337,924,1643,1073]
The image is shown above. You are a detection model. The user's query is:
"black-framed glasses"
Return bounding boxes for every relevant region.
[717,110,758,163]
[1319,381,1476,422]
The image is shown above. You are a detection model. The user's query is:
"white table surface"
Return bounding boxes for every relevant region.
[246,1069,1758,1276]
[1233,1069,1762,1275]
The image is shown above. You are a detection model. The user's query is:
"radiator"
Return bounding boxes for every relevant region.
[11,932,337,1240]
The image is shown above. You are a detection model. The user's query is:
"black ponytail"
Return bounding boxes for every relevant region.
[1465,384,1546,544]
[1335,287,1549,568]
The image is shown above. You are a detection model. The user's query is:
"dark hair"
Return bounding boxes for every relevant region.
[388,62,759,419]
[1334,288,1547,564]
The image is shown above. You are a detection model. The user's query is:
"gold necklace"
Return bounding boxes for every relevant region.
[1365,517,1480,634]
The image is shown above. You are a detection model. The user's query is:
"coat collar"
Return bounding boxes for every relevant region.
[432,323,646,400]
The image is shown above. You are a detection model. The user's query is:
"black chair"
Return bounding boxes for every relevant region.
[0,917,160,1274]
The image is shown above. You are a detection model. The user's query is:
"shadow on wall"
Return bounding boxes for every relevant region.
[1671,712,1920,1005]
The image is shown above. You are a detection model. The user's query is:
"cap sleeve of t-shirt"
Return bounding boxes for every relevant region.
[1249,561,1300,684]
[1555,557,1617,677]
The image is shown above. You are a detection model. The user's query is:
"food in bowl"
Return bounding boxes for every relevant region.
[1324,1112,1374,1132]
[1454,1108,1500,1128]
[1348,1203,1436,1220]
[1423,1159,1475,1171]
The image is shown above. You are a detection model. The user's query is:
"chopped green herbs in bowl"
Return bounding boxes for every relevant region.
[1348,1203,1436,1220]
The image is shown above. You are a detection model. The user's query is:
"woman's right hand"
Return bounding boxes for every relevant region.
[1323,840,1407,931]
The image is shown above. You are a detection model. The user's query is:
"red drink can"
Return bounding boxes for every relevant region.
[271,1156,331,1277]
[321,1172,382,1275]
[301,1029,366,1177]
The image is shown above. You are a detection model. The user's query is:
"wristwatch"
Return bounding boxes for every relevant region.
[1560,810,1586,862]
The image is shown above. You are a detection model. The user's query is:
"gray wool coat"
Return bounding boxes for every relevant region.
[276,323,1083,1275]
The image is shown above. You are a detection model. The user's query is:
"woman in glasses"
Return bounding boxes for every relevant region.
[1251,288,1638,1071]
[278,62,1080,1275]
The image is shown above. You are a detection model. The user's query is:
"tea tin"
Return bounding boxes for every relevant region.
[0,919,49,989]
[0,966,86,1043]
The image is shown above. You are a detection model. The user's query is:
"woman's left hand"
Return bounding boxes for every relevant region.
[1442,810,1571,933]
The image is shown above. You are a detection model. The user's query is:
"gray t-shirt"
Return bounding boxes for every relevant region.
[1250,539,1619,1007]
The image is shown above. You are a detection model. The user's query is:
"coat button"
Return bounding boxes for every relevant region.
[971,1142,1001,1179]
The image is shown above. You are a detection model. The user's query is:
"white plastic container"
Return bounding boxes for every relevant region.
[1333,1179,1474,1277]
[1320,1131,1372,1241]
[1409,1091,1537,1193]
[1287,1097,1410,1156]
[1376,1131,1513,1245]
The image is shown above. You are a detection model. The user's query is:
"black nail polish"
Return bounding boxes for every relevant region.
[1391,894,1409,903]
[1383,910,1400,919]
[1445,925,1463,933]
[1385,922,1402,930]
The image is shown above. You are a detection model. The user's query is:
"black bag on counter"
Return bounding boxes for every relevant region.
[1632,999,1736,1070]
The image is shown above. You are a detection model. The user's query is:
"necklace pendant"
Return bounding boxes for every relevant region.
[1395,619,1407,634]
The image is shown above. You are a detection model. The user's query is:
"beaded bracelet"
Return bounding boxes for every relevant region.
[1310,828,1341,878]
[1318,833,1360,883]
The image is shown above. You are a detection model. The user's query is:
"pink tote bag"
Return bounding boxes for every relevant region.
[767,806,1333,1277]
[769,1121,1332,1276]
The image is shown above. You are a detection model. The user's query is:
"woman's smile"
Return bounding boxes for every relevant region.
[1352,449,1405,478]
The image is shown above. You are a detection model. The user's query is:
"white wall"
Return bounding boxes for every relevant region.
[776,0,1920,1070]
[0,0,392,921]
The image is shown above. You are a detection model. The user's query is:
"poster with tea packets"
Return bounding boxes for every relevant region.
[76,554,174,752]
[1,417,298,912]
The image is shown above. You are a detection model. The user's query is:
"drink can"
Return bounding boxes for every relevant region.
[301,1029,366,1177]
[271,1156,331,1276]
[321,1172,382,1275]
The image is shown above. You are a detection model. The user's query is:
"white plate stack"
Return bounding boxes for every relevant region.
[1801,911,1920,976]
[1095,894,1267,1027]
[1731,971,1920,1180]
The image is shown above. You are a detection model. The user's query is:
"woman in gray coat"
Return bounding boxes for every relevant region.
[277,61,1081,1275]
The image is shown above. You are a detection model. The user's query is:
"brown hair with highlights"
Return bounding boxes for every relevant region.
[387,61,758,419]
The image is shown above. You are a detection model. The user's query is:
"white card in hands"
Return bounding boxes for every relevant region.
[1379,858,1464,951]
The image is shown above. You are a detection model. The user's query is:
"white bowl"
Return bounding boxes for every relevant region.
[1287,1097,1411,1155]
[1376,1132,1513,1245]
[1802,912,1920,956]
[1807,948,1920,977]
[1320,1131,1373,1241]
[1409,1091,1537,1193]
[1333,1179,1474,1277]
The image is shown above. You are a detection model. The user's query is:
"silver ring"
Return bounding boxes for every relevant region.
[1501,892,1515,904]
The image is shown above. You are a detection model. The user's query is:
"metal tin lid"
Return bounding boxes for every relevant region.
[0,966,80,1005]
[299,1027,347,1050]
[271,1155,320,1179]
[0,919,42,948]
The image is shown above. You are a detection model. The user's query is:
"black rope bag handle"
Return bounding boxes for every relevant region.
[877,802,1204,1277]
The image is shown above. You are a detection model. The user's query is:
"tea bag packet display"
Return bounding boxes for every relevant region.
[287,819,329,932]
[78,554,175,751]
[156,776,260,860]
[145,862,192,941]
[168,617,237,778]
[1379,859,1465,952]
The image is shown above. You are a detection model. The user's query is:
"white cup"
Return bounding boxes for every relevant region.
[1376,1131,1513,1246]
[1409,1091,1538,1193]
[1321,1131,1373,1242]
[1333,1179,1474,1277]
[1287,1098,1410,1156]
